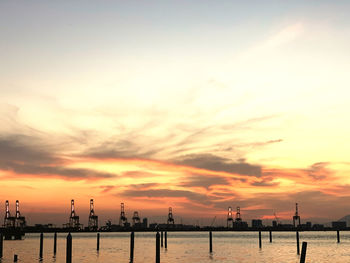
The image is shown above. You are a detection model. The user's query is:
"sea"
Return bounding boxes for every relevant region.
[1,231,349,262]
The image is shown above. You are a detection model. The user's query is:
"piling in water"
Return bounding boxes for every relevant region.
[161,231,163,247]
[337,230,340,243]
[269,231,272,243]
[258,231,262,249]
[66,233,72,263]
[165,231,167,249]
[39,232,44,259]
[0,233,3,258]
[130,232,134,263]
[156,232,160,263]
[14,254,18,262]
[296,231,300,255]
[97,233,100,251]
[209,231,213,253]
[54,232,57,255]
[300,241,307,263]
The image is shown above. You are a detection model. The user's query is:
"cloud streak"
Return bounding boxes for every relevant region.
[175,154,262,177]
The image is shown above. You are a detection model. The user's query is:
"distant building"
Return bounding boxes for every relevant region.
[312,224,324,230]
[252,219,263,228]
[332,221,346,229]
[272,220,278,228]
[233,221,248,229]
[149,223,159,230]
[142,218,148,228]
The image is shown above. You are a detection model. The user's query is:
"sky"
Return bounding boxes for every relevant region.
[1,0,350,227]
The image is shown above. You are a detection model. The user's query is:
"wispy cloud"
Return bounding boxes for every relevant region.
[265,23,304,48]
[175,153,262,177]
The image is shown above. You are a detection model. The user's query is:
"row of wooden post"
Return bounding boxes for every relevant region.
[160,231,168,248]
[2,230,346,262]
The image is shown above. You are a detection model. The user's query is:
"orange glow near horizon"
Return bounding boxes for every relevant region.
[1,156,350,225]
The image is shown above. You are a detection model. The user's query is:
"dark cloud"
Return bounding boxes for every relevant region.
[2,162,116,179]
[121,188,212,205]
[175,153,261,177]
[180,174,230,189]
[251,181,279,187]
[0,135,116,180]
[250,177,279,187]
[0,135,55,164]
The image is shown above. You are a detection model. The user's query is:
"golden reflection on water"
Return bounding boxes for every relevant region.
[2,231,350,263]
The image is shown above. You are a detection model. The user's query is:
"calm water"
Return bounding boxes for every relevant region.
[1,231,350,262]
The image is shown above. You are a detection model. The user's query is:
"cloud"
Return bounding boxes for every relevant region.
[81,139,158,159]
[175,153,261,177]
[250,179,279,187]
[121,188,213,206]
[0,135,55,164]
[0,135,116,180]
[180,174,230,189]
[306,162,332,180]
[1,163,116,180]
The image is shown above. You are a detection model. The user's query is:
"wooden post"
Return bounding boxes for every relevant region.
[296,231,300,255]
[161,231,163,247]
[97,233,100,251]
[156,232,160,263]
[54,232,57,255]
[259,231,262,249]
[209,231,213,253]
[337,230,340,243]
[130,232,134,263]
[0,233,3,258]
[300,242,307,263]
[269,231,272,243]
[14,254,18,262]
[39,232,44,259]
[66,233,72,263]
[165,231,167,249]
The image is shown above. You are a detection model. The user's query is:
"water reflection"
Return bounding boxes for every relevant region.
[2,231,350,262]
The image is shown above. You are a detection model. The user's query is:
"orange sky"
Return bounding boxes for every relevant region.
[1,151,350,226]
[1,1,350,226]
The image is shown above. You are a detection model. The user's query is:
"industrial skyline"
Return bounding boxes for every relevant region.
[2,199,348,229]
[1,1,350,226]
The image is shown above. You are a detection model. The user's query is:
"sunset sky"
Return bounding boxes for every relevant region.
[1,0,350,227]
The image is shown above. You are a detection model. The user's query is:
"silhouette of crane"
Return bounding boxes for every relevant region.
[88,199,98,231]
[69,199,81,229]
[15,200,26,228]
[227,207,234,228]
[235,206,242,222]
[167,207,175,225]
[293,203,301,228]
[119,203,128,227]
[4,200,15,228]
